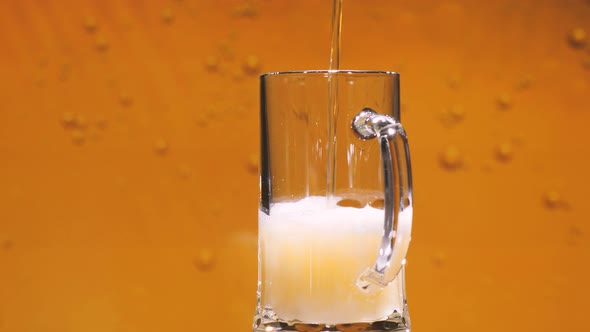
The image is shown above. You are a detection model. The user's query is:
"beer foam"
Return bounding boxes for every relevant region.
[261,196,384,233]
[259,196,412,324]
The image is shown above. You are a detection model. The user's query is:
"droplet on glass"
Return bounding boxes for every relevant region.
[439,146,462,170]
[568,28,587,48]
[495,142,513,162]
[194,249,214,271]
[583,56,590,70]
[153,139,169,155]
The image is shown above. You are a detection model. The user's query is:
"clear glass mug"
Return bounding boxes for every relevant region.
[254,71,413,332]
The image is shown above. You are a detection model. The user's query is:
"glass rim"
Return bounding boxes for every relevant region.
[260,69,399,78]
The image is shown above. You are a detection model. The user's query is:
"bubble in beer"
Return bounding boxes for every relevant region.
[119,92,133,107]
[439,104,465,127]
[38,57,48,68]
[439,146,462,170]
[246,154,259,174]
[403,196,411,208]
[195,114,208,127]
[194,249,215,271]
[335,323,370,332]
[210,202,223,216]
[431,251,446,267]
[369,198,385,210]
[232,2,258,18]
[295,324,325,332]
[336,199,363,208]
[1,238,13,250]
[177,164,191,179]
[232,71,245,82]
[218,42,235,61]
[496,93,512,111]
[569,225,583,237]
[204,56,219,72]
[62,113,90,131]
[448,104,465,121]
[243,55,260,75]
[515,76,533,90]
[95,36,109,52]
[56,62,71,82]
[543,191,562,209]
[447,74,462,89]
[83,16,98,33]
[74,114,88,130]
[161,8,175,24]
[71,129,86,145]
[153,139,169,155]
[95,115,108,129]
[511,133,525,147]
[566,225,583,246]
[495,142,513,162]
[61,112,76,128]
[568,28,587,48]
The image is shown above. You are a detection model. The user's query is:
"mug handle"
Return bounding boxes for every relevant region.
[352,107,414,293]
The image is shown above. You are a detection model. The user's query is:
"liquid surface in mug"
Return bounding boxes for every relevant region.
[259,196,409,324]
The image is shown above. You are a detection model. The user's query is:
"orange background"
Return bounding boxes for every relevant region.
[1,0,589,331]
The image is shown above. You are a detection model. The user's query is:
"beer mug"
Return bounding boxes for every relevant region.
[254,70,413,332]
